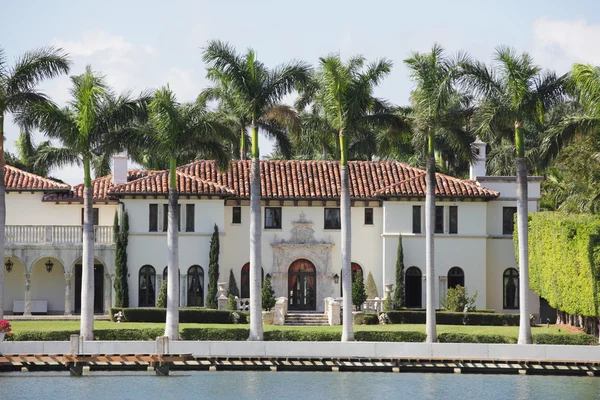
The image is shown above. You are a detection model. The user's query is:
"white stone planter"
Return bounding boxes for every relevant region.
[262,311,274,325]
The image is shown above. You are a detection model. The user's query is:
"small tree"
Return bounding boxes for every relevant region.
[365,271,379,299]
[206,224,220,308]
[157,280,167,308]
[352,270,367,311]
[227,269,239,298]
[262,275,276,311]
[227,294,238,311]
[113,211,130,307]
[393,235,405,309]
[441,285,477,312]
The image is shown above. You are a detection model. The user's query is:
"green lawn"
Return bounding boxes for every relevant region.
[8,320,568,338]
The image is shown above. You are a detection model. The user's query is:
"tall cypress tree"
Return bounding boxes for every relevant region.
[206,224,220,308]
[393,235,405,309]
[228,269,239,298]
[113,211,130,307]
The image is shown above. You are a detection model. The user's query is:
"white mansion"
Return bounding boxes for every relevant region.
[2,141,543,317]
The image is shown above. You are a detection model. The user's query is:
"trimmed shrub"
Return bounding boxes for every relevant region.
[227,294,237,311]
[352,270,367,310]
[354,313,379,325]
[227,269,239,298]
[206,224,220,309]
[156,280,167,308]
[438,333,516,344]
[533,333,598,345]
[355,331,426,342]
[441,285,477,312]
[365,272,379,299]
[9,328,164,341]
[181,328,249,341]
[264,330,340,341]
[262,275,276,311]
[108,307,247,324]
[393,235,405,309]
[384,310,521,326]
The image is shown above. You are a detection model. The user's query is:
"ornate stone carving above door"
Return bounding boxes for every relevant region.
[271,212,335,312]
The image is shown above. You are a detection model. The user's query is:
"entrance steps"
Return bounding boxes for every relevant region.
[284,312,329,326]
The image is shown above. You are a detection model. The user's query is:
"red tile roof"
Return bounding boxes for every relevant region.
[42,170,154,202]
[106,160,498,200]
[4,165,70,192]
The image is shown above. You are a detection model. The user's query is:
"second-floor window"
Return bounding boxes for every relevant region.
[232,206,241,224]
[412,205,422,234]
[324,208,341,229]
[149,203,185,232]
[81,208,99,226]
[265,207,282,229]
[503,207,517,235]
[364,208,374,225]
[185,204,195,232]
[435,206,444,233]
[449,206,458,234]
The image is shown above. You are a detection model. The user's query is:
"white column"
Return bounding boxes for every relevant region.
[179,274,187,307]
[64,273,73,316]
[24,273,32,316]
[439,276,447,308]
[104,274,113,314]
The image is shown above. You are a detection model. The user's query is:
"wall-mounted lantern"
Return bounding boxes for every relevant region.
[5,259,13,273]
[333,273,339,284]
[45,258,54,273]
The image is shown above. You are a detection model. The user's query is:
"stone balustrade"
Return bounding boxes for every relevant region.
[236,298,250,312]
[5,225,114,245]
[361,298,384,313]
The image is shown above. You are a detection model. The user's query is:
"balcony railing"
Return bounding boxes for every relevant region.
[5,225,114,245]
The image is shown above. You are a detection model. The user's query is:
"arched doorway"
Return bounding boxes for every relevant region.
[187,265,205,307]
[503,268,519,309]
[448,267,465,289]
[340,262,363,296]
[288,259,316,311]
[138,265,156,307]
[74,260,105,314]
[405,266,422,308]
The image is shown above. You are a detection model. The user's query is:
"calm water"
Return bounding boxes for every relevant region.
[1,371,599,400]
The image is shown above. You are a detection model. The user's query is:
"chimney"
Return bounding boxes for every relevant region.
[112,152,128,184]
[469,138,487,180]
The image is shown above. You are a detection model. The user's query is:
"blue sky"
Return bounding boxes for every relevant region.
[3,0,600,184]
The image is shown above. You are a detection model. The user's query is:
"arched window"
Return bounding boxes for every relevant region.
[340,263,363,296]
[139,265,156,307]
[448,267,464,289]
[503,268,519,309]
[405,267,422,308]
[163,266,180,282]
[187,265,205,307]
[241,263,264,299]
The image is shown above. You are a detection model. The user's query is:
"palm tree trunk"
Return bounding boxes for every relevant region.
[249,122,263,341]
[515,122,532,344]
[80,157,95,340]
[0,116,6,319]
[425,129,437,343]
[340,130,354,342]
[240,128,246,160]
[165,158,180,340]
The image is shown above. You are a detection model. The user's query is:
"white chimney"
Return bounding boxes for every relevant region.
[469,138,487,180]
[112,152,128,184]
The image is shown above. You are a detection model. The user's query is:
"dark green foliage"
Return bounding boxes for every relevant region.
[227,269,239,298]
[156,280,167,308]
[438,333,516,344]
[383,310,521,326]
[262,275,276,311]
[181,328,249,341]
[352,270,367,310]
[227,294,238,311]
[524,212,600,317]
[353,313,379,325]
[264,330,341,341]
[113,211,130,308]
[355,331,426,342]
[108,307,248,324]
[9,328,164,341]
[441,285,477,312]
[206,224,220,309]
[532,333,598,345]
[365,272,378,299]
[393,235,405,309]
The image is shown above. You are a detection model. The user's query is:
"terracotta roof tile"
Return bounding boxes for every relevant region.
[4,165,70,192]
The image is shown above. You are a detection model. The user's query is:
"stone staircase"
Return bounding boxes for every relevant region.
[284,312,329,326]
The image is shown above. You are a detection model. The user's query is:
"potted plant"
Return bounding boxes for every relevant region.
[0,320,11,341]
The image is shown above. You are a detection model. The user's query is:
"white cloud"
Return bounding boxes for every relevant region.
[532,17,600,73]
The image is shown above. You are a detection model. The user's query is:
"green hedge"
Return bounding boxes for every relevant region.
[9,328,165,341]
[524,213,600,317]
[354,313,379,325]
[533,333,598,345]
[438,333,516,344]
[383,310,520,326]
[109,307,248,324]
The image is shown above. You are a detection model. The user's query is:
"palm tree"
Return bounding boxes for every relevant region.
[0,46,70,319]
[203,40,311,341]
[4,129,53,176]
[299,55,401,341]
[461,47,566,344]
[19,65,146,339]
[404,44,467,343]
[135,86,232,340]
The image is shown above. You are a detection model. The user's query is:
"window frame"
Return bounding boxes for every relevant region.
[81,207,99,226]
[324,208,341,230]
[232,206,242,224]
[502,207,517,235]
[149,204,158,232]
[449,206,458,234]
[503,268,519,310]
[435,206,444,234]
[138,265,156,307]
[412,205,422,234]
[264,207,282,230]
[185,204,195,232]
[364,207,374,225]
